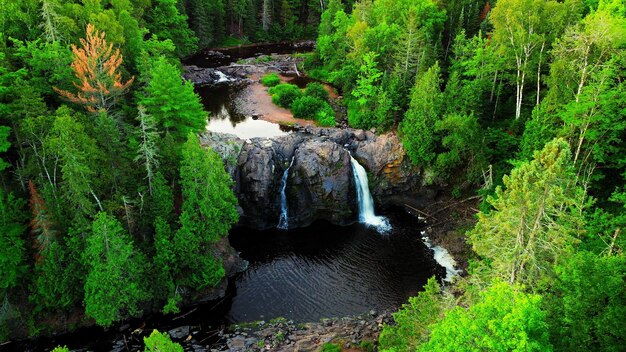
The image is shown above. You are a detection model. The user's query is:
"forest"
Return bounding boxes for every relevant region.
[0,0,624,351]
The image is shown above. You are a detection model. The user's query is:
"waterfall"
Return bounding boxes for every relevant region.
[277,156,295,230]
[349,155,391,233]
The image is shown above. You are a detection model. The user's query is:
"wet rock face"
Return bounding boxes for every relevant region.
[201,127,422,230]
[236,140,282,229]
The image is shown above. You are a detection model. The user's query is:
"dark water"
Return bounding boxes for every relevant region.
[186,41,315,68]
[226,211,444,323]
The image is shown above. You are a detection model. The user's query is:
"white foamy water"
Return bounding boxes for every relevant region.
[277,156,295,230]
[215,70,232,83]
[421,233,461,282]
[350,155,391,233]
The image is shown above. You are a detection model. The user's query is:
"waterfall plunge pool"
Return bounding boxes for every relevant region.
[226,210,444,323]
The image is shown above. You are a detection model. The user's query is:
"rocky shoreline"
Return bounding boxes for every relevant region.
[162,311,392,352]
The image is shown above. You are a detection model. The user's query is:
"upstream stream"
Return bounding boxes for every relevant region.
[14,42,456,352]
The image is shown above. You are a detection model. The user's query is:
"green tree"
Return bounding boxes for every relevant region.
[84,212,149,327]
[0,126,10,171]
[399,62,442,167]
[379,277,453,351]
[0,190,26,298]
[349,51,384,129]
[434,112,488,183]
[421,281,553,352]
[139,57,206,142]
[489,0,571,119]
[45,107,102,218]
[547,251,625,352]
[145,0,198,57]
[172,134,238,290]
[468,139,584,288]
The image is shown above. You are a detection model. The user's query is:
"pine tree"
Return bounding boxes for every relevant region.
[139,57,207,142]
[145,0,198,57]
[172,134,238,290]
[54,24,134,113]
[0,190,26,298]
[399,62,443,167]
[84,212,149,327]
[468,138,585,287]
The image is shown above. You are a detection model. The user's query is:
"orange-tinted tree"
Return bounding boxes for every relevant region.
[55,24,134,113]
[28,180,56,262]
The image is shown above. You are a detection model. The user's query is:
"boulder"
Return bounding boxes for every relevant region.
[288,139,356,227]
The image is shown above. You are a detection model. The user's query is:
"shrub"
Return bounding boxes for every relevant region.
[268,84,302,108]
[305,82,330,102]
[144,330,184,352]
[316,104,337,127]
[320,343,341,352]
[261,72,281,87]
[291,96,326,120]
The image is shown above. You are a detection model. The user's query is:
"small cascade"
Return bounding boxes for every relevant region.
[215,70,232,83]
[420,231,461,282]
[277,156,295,230]
[349,155,391,233]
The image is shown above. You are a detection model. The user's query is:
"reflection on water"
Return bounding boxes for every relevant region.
[206,105,290,139]
[197,85,291,139]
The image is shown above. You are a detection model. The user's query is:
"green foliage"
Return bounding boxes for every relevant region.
[268,83,303,108]
[468,139,584,288]
[379,277,451,351]
[139,57,206,142]
[261,72,281,87]
[291,96,327,120]
[51,347,70,352]
[0,126,11,171]
[31,240,81,314]
[45,107,101,219]
[315,104,337,127]
[0,190,26,297]
[304,82,330,102]
[84,212,149,327]
[144,0,198,57]
[399,63,443,166]
[434,113,488,183]
[172,134,238,290]
[421,281,553,352]
[144,329,184,352]
[547,251,625,352]
[320,342,341,352]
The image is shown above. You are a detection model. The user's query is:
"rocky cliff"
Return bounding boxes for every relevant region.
[201,126,422,230]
